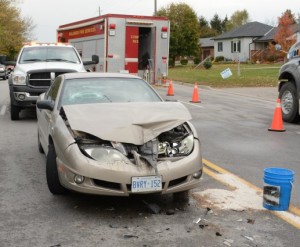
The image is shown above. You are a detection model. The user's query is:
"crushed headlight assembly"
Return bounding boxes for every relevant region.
[178,134,194,154]
[81,145,131,165]
[159,134,194,157]
[12,74,26,85]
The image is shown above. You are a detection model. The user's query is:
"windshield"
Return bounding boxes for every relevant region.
[19,46,81,64]
[59,77,162,106]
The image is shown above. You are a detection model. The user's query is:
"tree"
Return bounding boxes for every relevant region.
[199,16,217,38]
[157,3,200,67]
[226,10,250,31]
[210,14,223,34]
[0,0,35,59]
[274,9,296,53]
[221,15,229,33]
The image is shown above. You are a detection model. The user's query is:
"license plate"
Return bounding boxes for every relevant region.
[131,176,162,193]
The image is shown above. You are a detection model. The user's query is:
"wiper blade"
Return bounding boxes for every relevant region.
[45,58,77,63]
[23,59,43,62]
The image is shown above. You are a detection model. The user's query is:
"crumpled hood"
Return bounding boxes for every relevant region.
[62,102,192,145]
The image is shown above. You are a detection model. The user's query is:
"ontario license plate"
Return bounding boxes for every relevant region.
[131,176,162,193]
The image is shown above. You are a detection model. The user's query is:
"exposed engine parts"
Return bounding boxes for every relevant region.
[71,123,194,171]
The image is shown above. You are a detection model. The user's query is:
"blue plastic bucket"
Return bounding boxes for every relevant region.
[263,167,294,211]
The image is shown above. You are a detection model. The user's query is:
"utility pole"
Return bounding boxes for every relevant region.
[154,0,157,16]
[98,6,101,16]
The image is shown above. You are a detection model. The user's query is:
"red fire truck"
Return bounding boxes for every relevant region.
[57,14,170,84]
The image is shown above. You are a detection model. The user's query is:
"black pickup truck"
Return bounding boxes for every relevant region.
[278,41,300,123]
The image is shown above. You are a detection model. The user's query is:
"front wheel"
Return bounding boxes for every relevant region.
[279,82,300,123]
[46,144,68,195]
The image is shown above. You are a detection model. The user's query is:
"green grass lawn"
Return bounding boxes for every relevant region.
[167,63,281,87]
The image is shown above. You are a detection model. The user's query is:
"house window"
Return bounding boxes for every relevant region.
[217,42,223,52]
[231,40,241,53]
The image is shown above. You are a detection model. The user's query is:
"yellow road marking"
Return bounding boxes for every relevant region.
[202,158,300,229]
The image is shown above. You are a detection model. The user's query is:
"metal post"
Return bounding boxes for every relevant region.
[154,0,157,15]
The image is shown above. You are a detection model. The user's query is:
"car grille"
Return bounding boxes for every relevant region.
[28,71,72,87]
[93,179,121,190]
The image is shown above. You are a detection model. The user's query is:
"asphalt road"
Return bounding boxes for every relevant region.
[156,82,300,207]
[1,78,300,247]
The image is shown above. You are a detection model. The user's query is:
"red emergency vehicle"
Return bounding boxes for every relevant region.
[57,14,170,84]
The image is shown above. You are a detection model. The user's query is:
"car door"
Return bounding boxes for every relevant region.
[38,76,63,154]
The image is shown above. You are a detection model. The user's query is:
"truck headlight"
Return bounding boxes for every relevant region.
[12,74,26,85]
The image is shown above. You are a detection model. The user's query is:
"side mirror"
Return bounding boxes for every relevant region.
[37,100,54,111]
[83,55,99,65]
[92,55,99,64]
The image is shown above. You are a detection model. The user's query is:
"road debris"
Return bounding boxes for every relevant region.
[223,239,234,246]
[242,235,254,241]
[216,232,222,236]
[199,224,208,229]
[124,234,139,239]
[193,218,201,224]
[247,218,255,224]
[166,209,175,215]
[143,200,161,214]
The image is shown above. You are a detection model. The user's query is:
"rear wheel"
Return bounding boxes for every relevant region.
[10,104,20,121]
[279,82,300,123]
[46,144,68,195]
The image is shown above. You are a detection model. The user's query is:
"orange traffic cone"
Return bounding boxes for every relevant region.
[167,80,174,96]
[190,82,201,103]
[268,98,285,132]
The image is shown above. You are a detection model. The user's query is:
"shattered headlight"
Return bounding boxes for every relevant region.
[159,134,194,157]
[81,146,131,165]
[178,134,194,154]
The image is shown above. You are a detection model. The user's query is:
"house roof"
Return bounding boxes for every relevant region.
[256,27,277,42]
[213,21,273,40]
[199,37,214,47]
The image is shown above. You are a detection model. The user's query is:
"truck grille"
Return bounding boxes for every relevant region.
[28,71,72,87]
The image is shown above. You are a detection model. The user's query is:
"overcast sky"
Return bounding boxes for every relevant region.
[19,0,299,42]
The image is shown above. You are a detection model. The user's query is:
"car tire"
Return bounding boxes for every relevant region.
[10,104,20,121]
[38,132,44,154]
[279,82,300,123]
[46,144,68,195]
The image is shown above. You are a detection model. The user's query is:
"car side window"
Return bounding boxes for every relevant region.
[47,76,62,101]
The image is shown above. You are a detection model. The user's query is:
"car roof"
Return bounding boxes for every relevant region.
[61,72,142,80]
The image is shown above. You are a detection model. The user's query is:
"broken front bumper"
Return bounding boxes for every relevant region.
[56,140,203,196]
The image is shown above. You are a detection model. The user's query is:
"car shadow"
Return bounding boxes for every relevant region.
[54,192,192,218]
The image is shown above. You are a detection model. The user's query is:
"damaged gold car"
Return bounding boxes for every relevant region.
[36,73,203,196]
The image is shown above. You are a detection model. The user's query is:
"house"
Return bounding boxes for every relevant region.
[212,22,274,62]
[199,37,214,61]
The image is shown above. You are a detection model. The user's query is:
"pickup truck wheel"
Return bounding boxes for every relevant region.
[10,104,20,121]
[46,144,68,195]
[279,82,300,123]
